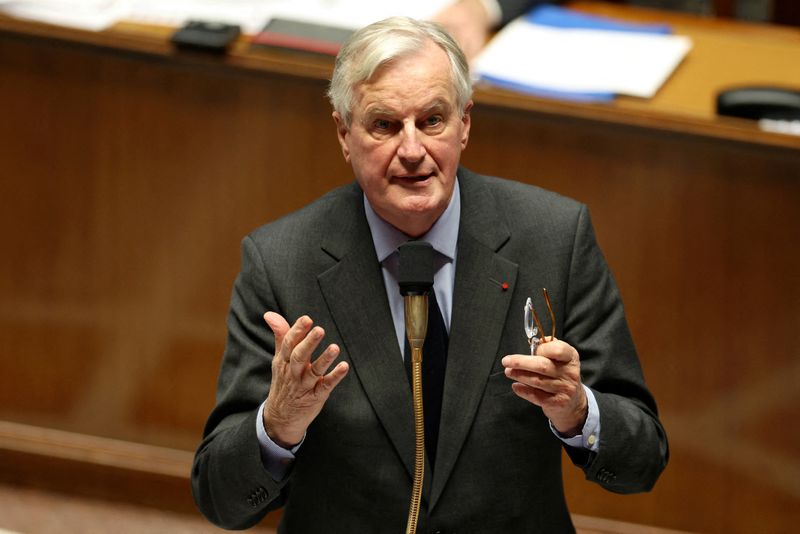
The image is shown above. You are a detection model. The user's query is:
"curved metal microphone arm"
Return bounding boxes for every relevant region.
[404,294,428,534]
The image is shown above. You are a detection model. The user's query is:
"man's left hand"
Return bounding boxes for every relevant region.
[502,339,588,437]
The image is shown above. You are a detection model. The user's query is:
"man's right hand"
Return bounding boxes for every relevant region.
[262,312,349,449]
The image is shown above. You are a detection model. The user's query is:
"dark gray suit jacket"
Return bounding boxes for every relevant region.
[497,0,557,26]
[191,168,668,532]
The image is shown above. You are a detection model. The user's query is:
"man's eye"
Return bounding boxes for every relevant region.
[373,119,391,130]
[424,115,443,127]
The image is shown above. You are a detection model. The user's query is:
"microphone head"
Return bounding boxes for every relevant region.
[398,240,434,296]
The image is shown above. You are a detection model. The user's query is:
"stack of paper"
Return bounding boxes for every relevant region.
[473,6,693,102]
[126,0,268,34]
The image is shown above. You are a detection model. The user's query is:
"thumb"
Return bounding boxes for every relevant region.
[263,311,290,348]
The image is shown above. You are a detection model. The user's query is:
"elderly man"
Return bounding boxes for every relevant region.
[191,17,668,533]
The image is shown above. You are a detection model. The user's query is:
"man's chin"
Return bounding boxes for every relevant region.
[382,198,445,235]
[395,193,442,215]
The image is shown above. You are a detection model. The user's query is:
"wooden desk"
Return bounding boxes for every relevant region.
[1,3,798,533]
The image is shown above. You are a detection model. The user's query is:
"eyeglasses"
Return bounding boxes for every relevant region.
[524,288,555,355]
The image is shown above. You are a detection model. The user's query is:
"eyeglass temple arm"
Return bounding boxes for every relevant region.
[542,288,555,340]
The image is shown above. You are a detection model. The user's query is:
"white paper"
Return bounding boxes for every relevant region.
[474,19,692,99]
[0,0,452,34]
[125,0,452,36]
[126,0,269,35]
[0,0,129,31]
[264,0,452,31]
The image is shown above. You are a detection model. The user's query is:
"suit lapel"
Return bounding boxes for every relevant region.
[316,185,417,479]
[430,170,518,509]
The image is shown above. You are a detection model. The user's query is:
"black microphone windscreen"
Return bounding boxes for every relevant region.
[398,241,434,296]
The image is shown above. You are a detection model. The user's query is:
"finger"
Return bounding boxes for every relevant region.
[510,382,553,407]
[280,316,314,363]
[290,326,327,379]
[535,339,576,363]
[309,343,341,379]
[502,355,556,376]
[264,311,290,349]
[315,361,349,394]
[504,361,545,384]
[505,368,564,395]
[511,381,576,407]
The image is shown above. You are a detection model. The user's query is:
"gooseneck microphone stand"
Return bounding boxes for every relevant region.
[398,241,434,534]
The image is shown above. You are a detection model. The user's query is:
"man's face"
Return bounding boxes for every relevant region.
[333,40,472,237]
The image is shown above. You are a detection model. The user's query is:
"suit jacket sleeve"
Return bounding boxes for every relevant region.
[191,235,288,529]
[562,204,669,492]
[496,0,556,26]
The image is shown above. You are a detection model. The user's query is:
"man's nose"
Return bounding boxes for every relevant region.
[396,123,426,162]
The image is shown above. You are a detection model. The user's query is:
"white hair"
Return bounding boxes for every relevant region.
[327,17,472,126]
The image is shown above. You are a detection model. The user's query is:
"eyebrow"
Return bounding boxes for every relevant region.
[362,106,395,121]
[362,98,453,123]
[420,99,452,116]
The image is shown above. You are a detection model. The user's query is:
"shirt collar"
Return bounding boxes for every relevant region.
[364,178,461,263]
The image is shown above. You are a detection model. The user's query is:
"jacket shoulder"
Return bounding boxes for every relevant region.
[246,182,361,248]
[459,168,586,229]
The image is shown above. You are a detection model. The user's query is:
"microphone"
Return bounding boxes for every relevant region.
[398,240,433,534]
[398,241,434,355]
[398,240,434,294]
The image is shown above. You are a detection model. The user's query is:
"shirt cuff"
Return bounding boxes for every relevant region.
[549,384,600,452]
[256,400,303,480]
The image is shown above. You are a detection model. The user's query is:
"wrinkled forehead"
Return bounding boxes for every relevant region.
[351,45,457,113]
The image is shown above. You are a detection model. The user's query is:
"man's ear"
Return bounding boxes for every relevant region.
[460,100,473,150]
[332,111,351,163]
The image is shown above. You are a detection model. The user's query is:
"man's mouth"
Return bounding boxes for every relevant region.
[394,173,434,183]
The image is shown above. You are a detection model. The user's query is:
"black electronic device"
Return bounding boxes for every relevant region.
[716,86,800,121]
[171,20,241,53]
[398,241,434,296]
